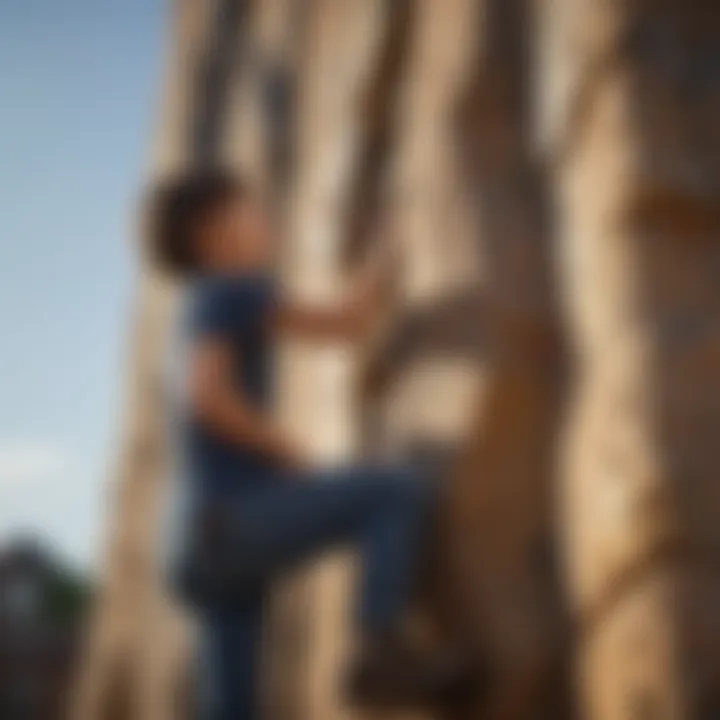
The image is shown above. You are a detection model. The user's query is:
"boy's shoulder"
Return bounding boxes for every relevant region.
[186,274,277,334]
[190,273,274,305]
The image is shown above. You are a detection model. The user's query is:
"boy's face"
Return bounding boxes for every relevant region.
[198,194,275,274]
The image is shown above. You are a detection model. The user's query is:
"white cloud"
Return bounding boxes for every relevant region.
[0,441,70,490]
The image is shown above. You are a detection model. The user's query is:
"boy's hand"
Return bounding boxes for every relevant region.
[273,225,402,342]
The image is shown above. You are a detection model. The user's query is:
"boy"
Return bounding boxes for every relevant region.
[151,170,470,719]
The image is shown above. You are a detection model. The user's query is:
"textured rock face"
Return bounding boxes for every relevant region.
[77,1,720,718]
[544,0,720,717]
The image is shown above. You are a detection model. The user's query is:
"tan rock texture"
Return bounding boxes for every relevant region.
[542,0,720,717]
[76,1,720,719]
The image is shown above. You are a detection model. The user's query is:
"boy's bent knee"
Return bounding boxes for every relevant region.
[383,466,439,514]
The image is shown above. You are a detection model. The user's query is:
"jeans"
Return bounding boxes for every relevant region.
[192,464,435,720]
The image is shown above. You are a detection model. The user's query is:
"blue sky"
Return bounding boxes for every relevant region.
[0,0,164,570]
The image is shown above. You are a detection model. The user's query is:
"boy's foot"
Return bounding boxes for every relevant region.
[344,633,479,710]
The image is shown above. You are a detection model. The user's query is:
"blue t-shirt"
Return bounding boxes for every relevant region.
[183,274,277,497]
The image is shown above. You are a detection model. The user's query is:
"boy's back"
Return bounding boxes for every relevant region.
[183,274,277,498]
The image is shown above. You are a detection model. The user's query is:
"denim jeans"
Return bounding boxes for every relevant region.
[192,464,435,720]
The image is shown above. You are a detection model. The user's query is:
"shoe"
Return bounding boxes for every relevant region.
[344,632,479,710]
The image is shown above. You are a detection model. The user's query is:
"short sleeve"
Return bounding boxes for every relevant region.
[189,276,276,340]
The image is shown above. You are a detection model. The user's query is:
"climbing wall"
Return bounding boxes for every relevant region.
[74,0,720,719]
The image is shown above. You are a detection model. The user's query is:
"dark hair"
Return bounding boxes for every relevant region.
[147,169,247,276]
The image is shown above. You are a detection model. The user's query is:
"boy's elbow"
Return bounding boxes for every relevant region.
[189,379,223,424]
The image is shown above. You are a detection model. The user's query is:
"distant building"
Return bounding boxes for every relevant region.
[0,539,91,719]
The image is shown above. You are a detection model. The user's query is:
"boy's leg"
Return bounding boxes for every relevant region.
[219,465,435,633]
[196,594,265,720]
[201,466,474,709]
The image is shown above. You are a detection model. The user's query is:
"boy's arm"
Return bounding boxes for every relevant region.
[274,239,400,342]
[274,297,373,341]
[189,339,304,468]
